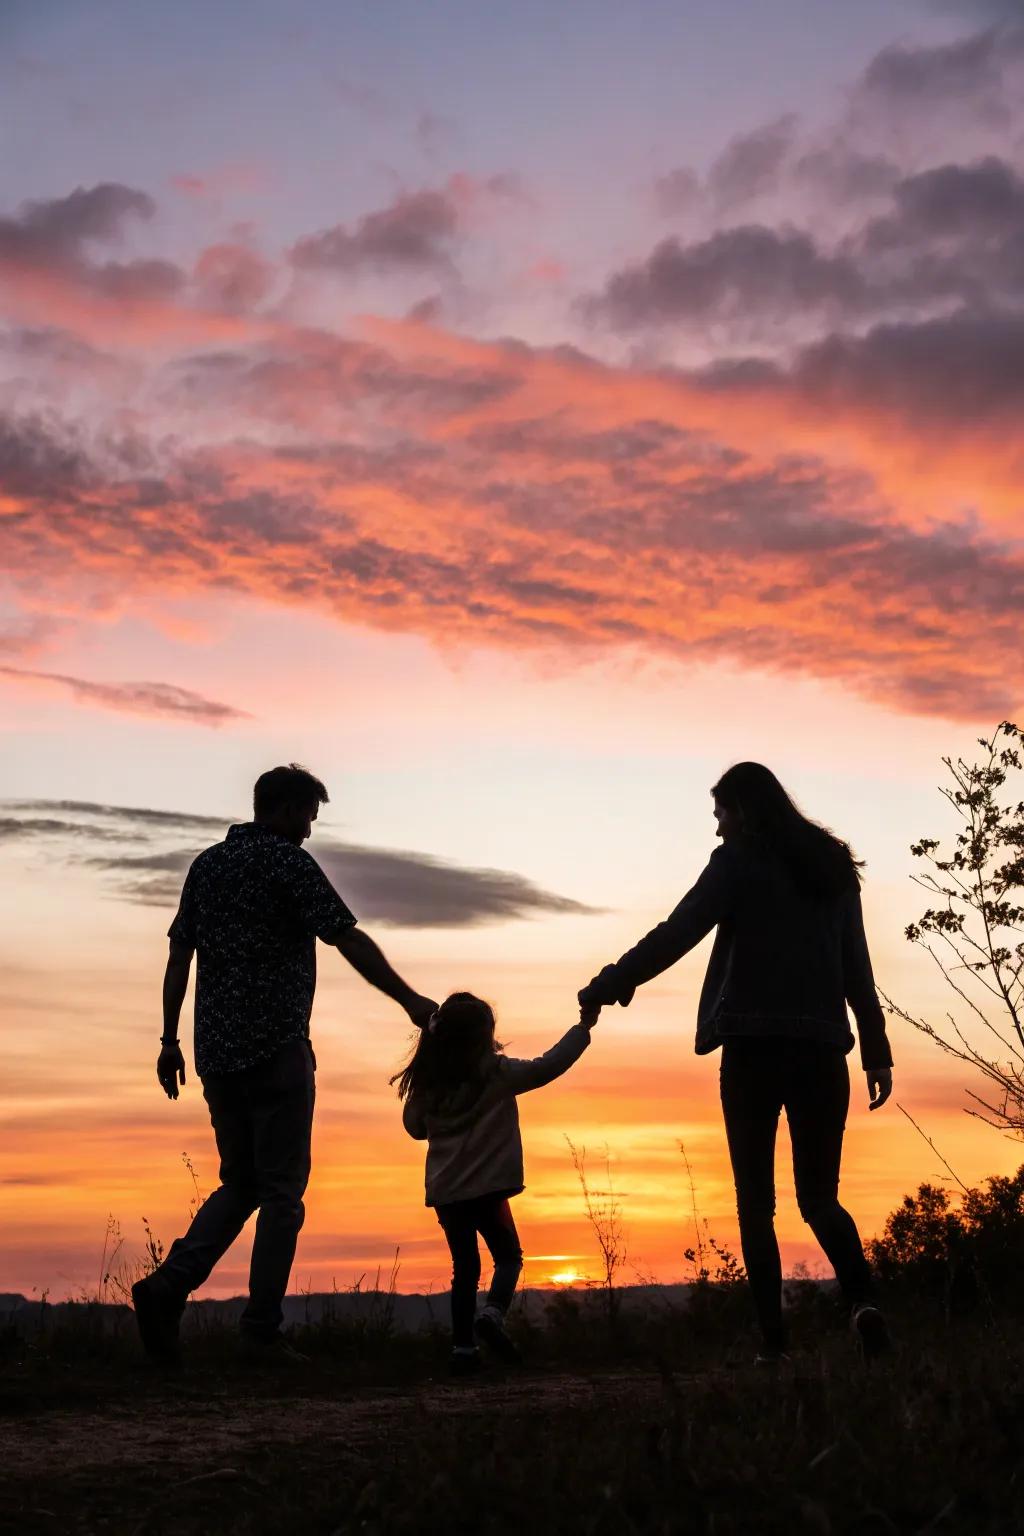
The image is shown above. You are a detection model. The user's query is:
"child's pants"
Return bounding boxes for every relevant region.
[435,1193,524,1347]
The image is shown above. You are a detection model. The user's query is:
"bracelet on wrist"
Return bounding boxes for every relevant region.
[161,1037,180,1046]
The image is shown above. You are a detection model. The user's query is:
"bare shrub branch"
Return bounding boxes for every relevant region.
[566,1136,627,1326]
[891,722,1024,1139]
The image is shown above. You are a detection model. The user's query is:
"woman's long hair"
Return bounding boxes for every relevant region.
[712,761,863,898]
[391,992,499,1102]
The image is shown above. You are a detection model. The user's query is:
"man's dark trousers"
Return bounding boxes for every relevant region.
[156,1037,315,1338]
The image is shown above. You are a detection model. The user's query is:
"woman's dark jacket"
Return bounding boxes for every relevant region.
[580,838,892,1071]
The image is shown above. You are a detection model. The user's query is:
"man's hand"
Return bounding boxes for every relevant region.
[406,994,439,1029]
[867,1067,892,1111]
[161,940,192,1098]
[157,1043,186,1100]
[336,928,437,1027]
[579,1004,601,1030]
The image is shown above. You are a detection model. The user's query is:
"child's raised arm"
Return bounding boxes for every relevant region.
[500,1011,597,1096]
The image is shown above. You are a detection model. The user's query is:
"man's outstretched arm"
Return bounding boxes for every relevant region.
[335,927,437,1027]
[157,941,191,1099]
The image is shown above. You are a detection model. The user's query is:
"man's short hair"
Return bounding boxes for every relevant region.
[253,764,329,819]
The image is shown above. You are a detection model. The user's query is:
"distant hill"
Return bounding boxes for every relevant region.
[1,1283,703,1333]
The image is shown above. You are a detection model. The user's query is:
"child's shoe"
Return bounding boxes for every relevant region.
[475,1306,523,1364]
[449,1346,484,1376]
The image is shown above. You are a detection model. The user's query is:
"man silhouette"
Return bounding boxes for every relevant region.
[132,763,436,1362]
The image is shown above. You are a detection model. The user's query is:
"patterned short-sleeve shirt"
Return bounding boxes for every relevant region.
[168,822,357,1078]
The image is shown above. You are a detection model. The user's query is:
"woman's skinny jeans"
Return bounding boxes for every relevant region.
[720,1036,874,1351]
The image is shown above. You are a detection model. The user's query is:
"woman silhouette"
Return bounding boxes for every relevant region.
[579,762,893,1361]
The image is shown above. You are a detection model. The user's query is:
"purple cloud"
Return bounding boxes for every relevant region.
[707,115,798,208]
[291,188,461,275]
[585,225,867,329]
[0,182,184,303]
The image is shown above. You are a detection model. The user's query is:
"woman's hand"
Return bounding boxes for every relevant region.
[579,1004,601,1030]
[578,965,619,1009]
[866,1067,892,1111]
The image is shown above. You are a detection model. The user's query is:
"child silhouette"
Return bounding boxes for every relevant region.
[396,992,598,1372]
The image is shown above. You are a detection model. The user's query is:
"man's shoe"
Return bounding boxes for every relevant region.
[475,1308,523,1364]
[239,1331,310,1367]
[132,1275,183,1365]
[851,1303,891,1360]
[449,1347,484,1377]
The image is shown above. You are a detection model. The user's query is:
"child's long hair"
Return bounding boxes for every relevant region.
[391,992,499,1102]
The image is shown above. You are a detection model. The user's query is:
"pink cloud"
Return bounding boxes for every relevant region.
[0,666,250,725]
[1,315,1020,722]
[169,162,270,203]
[2,133,1022,724]
[193,243,274,312]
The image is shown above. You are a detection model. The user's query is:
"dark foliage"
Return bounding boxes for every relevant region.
[869,1163,1024,1317]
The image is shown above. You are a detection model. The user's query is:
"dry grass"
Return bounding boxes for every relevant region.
[2,1287,1023,1534]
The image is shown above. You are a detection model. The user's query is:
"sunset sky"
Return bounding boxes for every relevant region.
[2,0,1023,1301]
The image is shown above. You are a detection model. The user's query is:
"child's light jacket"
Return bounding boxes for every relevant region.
[402,1024,590,1205]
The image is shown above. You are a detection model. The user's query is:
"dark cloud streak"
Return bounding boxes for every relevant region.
[1,799,230,832]
[0,817,127,842]
[0,802,598,929]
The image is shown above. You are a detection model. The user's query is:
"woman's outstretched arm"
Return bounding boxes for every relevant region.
[579,845,735,1009]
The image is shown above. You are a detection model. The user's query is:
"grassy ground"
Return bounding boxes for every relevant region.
[2,1294,1023,1534]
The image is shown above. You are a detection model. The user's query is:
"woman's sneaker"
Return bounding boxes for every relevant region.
[475,1307,523,1364]
[851,1303,891,1360]
[239,1332,310,1368]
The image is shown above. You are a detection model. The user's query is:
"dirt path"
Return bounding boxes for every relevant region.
[0,1368,667,1533]
[4,1368,656,1474]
